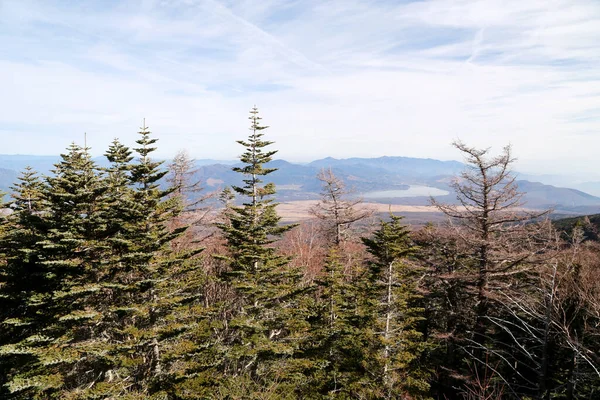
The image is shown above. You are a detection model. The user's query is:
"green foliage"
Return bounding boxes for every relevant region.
[0,144,114,398]
[302,251,374,398]
[0,168,47,398]
[1,113,599,399]
[215,107,308,392]
[0,125,199,399]
[362,215,431,399]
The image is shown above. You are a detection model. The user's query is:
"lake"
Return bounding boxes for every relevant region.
[363,185,449,199]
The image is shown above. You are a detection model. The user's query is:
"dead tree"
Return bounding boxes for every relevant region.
[167,149,215,248]
[431,140,550,393]
[310,168,372,247]
[167,149,205,210]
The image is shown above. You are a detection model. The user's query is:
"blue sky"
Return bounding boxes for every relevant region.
[1,0,599,176]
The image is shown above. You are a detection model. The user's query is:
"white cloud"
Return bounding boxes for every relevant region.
[0,0,598,177]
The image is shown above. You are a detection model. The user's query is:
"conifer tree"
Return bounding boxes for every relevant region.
[430,141,550,396]
[0,144,114,398]
[166,149,213,250]
[362,215,431,399]
[167,149,204,211]
[94,121,193,398]
[302,251,372,397]
[110,121,207,399]
[102,139,137,264]
[105,138,133,186]
[0,168,48,398]
[215,107,307,391]
[0,132,200,399]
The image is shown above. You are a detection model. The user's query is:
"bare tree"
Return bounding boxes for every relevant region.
[310,168,372,247]
[167,149,216,248]
[552,229,600,399]
[431,140,550,390]
[167,150,205,210]
[278,219,327,280]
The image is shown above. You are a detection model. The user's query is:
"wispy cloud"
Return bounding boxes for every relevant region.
[0,0,599,176]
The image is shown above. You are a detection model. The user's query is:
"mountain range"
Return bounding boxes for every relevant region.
[1,154,599,214]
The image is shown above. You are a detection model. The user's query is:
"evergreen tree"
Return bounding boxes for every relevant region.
[0,144,113,398]
[0,168,48,398]
[115,121,206,399]
[302,251,372,398]
[215,107,307,392]
[92,122,193,398]
[362,215,431,399]
[0,132,200,399]
[102,139,137,269]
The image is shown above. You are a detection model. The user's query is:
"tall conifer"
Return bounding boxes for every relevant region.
[0,144,113,398]
[216,107,306,392]
[119,121,202,399]
[303,251,371,397]
[0,168,48,398]
[362,215,431,399]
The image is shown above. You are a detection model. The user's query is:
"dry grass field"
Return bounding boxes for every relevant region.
[276,200,447,223]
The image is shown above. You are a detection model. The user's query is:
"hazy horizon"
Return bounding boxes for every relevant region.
[2,149,600,190]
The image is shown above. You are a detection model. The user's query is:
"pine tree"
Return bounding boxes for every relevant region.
[362,215,431,399]
[215,107,307,392]
[102,139,137,266]
[91,121,193,398]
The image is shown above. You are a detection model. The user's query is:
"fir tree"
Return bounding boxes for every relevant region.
[0,144,113,398]
[215,107,307,391]
[118,121,203,399]
[362,215,431,399]
[0,168,48,398]
[0,133,199,399]
[302,251,372,398]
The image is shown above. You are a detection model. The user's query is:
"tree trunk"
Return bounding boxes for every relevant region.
[383,261,394,392]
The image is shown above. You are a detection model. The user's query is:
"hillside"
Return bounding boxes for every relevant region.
[553,213,600,241]
[308,156,465,179]
[515,180,600,209]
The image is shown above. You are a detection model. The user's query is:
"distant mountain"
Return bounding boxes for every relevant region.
[309,156,464,180]
[515,181,600,210]
[0,155,61,175]
[572,181,600,197]
[195,159,238,166]
[1,154,600,213]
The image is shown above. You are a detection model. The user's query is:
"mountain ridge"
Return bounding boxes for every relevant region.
[0,154,599,213]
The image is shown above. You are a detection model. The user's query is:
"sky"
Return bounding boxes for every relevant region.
[0,0,599,177]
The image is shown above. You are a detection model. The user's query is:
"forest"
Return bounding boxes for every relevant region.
[0,107,599,400]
